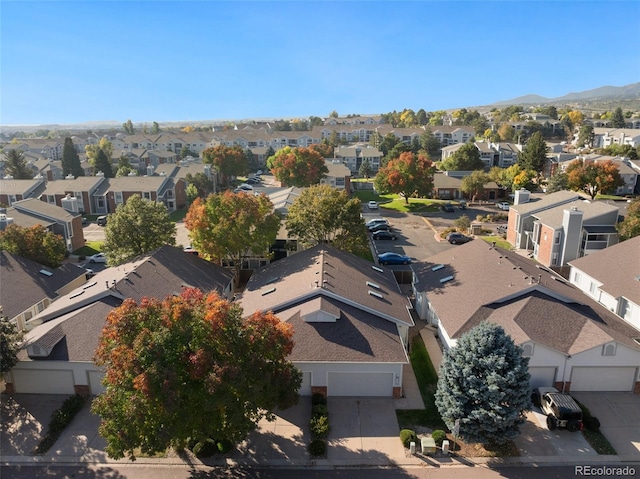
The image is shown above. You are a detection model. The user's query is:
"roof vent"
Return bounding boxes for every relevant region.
[371,265,384,273]
[368,290,383,299]
[261,287,276,296]
[366,281,380,289]
[440,275,454,284]
[432,264,444,271]
[39,269,53,277]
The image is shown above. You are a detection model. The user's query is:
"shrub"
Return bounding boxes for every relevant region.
[583,416,601,433]
[308,439,326,457]
[311,393,327,406]
[193,438,218,458]
[216,439,233,454]
[476,214,484,222]
[310,414,330,439]
[312,404,328,418]
[431,429,446,446]
[35,394,87,454]
[399,429,417,448]
[439,227,457,239]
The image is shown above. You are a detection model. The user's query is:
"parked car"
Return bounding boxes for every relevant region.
[446,233,473,245]
[96,215,108,226]
[497,202,510,210]
[245,177,261,185]
[372,230,398,241]
[238,183,253,190]
[377,252,411,265]
[88,253,107,264]
[368,223,391,232]
[183,245,198,255]
[440,203,455,213]
[458,201,467,210]
[365,218,389,228]
[82,217,88,225]
[535,387,583,432]
[367,201,379,210]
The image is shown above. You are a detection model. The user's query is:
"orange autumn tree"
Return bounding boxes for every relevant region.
[201,145,247,186]
[566,159,624,200]
[92,288,301,460]
[267,146,328,187]
[374,152,435,204]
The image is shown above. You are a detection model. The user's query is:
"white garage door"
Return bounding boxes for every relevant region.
[88,371,106,395]
[328,372,392,397]
[299,372,311,396]
[571,367,637,392]
[529,367,556,389]
[12,369,75,394]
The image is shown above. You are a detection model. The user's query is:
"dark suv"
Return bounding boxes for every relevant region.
[535,387,583,432]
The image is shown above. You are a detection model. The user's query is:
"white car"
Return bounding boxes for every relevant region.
[368,201,379,210]
[365,218,389,228]
[239,183,253,191]
[497,202,510,211]
[88,253,107,264]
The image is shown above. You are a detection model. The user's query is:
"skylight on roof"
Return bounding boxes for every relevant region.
[440,275,454,284]
[432,264,444,271]
[368,290,383,299]
[366,281,380,289]
[39,269,53,277]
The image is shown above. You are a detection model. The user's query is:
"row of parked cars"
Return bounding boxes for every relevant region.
[365,218,412,265]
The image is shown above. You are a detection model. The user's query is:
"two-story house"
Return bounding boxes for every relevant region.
[0,178,46,206]
[334,145,383,175]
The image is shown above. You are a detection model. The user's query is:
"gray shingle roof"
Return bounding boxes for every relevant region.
[414,240,640,353]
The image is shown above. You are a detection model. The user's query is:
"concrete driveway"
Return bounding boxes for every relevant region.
[572,392,640,461]
[514,408,596,457]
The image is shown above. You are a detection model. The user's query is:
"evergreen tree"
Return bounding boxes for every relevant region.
[439,143,484,171]
[359,158,373,179]
[610,107,626,128]
[517,131,549,175]
[94,149,114,178]
[435,323,531,445]
[62,137,84,177]
[545,171,569,193]
[151,121,160,134]
[2,149,33,179]
[123,119,135,135]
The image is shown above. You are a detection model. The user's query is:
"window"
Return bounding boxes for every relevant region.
[589,282,597,294]
[554,232,561,244]
[552,253,558,265]
[115,192,123,204]
[522,343,534,357]
[143,192,151,200]
[602,344,616,356]
[573,271,581,283]
[36,301,44,313]
[24,311,32,321]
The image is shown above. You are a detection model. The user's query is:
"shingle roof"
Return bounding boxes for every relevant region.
[569,236,640,306]
[0,251,86,319]
[239,245,413,327]
[511,190,580,215]
[0,178,46,196]
[414,240,640,353]
[533,200,619,229]
[40,177,104,194]
[11,198,79,223]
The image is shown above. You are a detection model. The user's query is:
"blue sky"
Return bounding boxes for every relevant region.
[2,1,639,126]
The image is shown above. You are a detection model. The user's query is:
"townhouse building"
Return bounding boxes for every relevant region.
[333,144,383,175]
[593,128,640,148]
[0,178,47,206]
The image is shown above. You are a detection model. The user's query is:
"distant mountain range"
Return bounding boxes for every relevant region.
[492,82,640,106]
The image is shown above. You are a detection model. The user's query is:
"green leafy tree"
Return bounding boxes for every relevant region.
[309,142,334,159]
[461,170,489,201]
[610,107,626,128]
[244,148,258,172]
[185,172,214,198]
[61,138,84,177]
[435,323,531,445]
[576,125,594,148]
[359,158,373,179]
[123,119,135,135]
[599,143,639,160]
[94,149,114,178]
[92,288,301,460]
[179,146,198,159]
[616,198,640,241]
[85,138,114,169]
[454,215,470,232]
[151,121,160,134]
[284,184,368,256]
[103,195,176,265]
[2,149,32,179]
[518,132,549,175]
[186,183,198,205]
[185,192,280,283]
[439,143,484,171]
[265,146,276,160]
[545,171,569,193]
[329,110,339,118]
[420,129,442,158]
[416,109,429,125]
[1,311,24,371]
[115,154,134,178]
[267,146,328,187]
[566,159,624,200]
[201,145,247,186]
[0,224,66,267]
[374,152,435,204]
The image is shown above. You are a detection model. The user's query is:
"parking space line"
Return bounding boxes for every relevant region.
[420,216,437,234]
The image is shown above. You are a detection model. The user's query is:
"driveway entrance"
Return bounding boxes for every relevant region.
[572,392,640,461]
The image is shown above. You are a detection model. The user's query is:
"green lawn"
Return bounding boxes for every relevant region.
[169,209,188,222]
[353,191,454,214]
[396,335,447,430]
[73,241,103,256]
[479,236,512,250]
